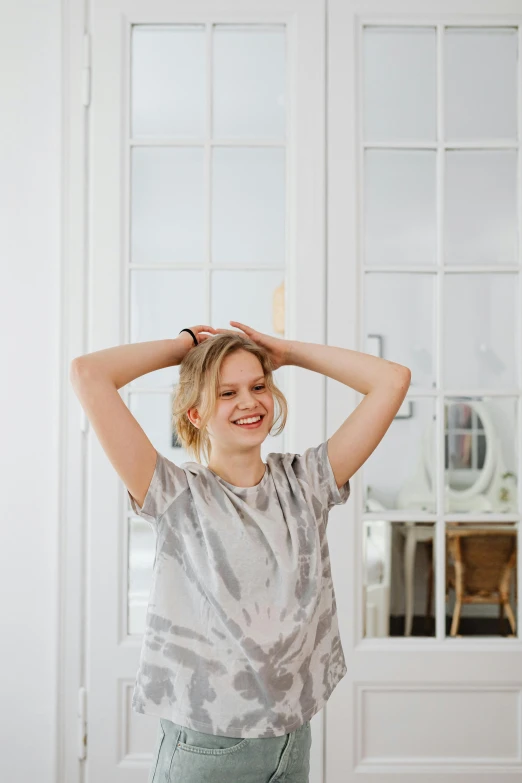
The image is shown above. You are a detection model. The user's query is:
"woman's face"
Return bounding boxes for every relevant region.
[191,350,274,449]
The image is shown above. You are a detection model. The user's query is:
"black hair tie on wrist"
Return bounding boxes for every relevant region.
[179,328,198,347]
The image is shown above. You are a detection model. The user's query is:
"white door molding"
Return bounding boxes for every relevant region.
[59,0,91,782]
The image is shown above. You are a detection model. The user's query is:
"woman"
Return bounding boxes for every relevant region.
[70,321,410,782]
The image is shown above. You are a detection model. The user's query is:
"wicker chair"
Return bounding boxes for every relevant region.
[446,528,517,636]
[426,528,517,636]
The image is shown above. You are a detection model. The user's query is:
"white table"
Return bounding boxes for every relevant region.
[397,523,434,636]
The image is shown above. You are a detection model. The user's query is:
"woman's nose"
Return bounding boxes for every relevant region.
[237,397,258,408]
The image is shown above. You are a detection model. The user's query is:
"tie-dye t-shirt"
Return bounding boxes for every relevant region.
[127,439,350,739]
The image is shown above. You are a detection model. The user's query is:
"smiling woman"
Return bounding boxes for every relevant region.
[70,316,407,782]
[172,330,288,470]
[175,335,283,486]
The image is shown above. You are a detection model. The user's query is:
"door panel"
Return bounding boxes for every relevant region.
[88,0,328,780]
[327,1,522,780]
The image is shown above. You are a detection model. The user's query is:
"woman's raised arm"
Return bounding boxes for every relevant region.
[69,327,215,508]
[287,340,411,490]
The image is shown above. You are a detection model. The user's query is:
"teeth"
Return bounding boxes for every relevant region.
[234,416,262,425]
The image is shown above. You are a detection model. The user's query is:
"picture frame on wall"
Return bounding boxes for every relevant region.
[394,399,413,419]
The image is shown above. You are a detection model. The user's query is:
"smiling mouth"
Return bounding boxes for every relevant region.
[232,415,265,427]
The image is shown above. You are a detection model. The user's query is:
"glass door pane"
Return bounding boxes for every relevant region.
[363,26,437,142]
[127,22,288,636]
[444,27,517,142]
[213,25,286,139]
[360,23,521,640]
[131,25,206,138]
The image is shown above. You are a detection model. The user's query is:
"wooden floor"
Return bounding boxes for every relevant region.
[389,614,516,637]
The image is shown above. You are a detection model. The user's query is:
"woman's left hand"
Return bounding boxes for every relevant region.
[215,321,292,371]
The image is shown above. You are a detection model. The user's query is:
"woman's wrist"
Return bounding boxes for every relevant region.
[284,339,410,393]
[283,340,300,367]
[172,334,194,359]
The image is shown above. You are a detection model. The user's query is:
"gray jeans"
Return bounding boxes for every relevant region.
[148,717,312,783]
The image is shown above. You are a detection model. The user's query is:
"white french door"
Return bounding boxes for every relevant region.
[74,0,522,780]
[326,1,522,781]
[85,0,334,781]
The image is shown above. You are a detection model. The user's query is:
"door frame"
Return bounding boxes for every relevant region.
[59,0,90,781]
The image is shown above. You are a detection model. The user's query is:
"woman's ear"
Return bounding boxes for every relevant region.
[187,407,200,429]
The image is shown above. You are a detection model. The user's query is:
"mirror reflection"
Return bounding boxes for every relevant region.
[441,398,517,513]
[363,519,519,638]
[364,397,437,513]
[364,397,518,515]
[363,520,436,637]
[363,397,518,638]
[445,523,518,638]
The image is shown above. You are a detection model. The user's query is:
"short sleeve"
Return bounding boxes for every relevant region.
[127,450,189,527]
[294,439,350,512]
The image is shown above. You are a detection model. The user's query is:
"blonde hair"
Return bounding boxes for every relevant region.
[172,333,288,464]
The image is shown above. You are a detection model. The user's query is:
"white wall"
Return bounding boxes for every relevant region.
[0,1,61,780]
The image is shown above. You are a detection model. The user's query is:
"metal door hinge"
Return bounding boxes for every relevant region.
[78,686,88,759]
[82,33,91,108]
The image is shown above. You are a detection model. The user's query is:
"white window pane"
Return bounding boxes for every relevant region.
[129,270,206,388]
[444,274,517,389]
[211,270,285,335]
[131,147,206,264]
[128,518,155,636]
[126,390,198,635]
[445,28,517,141]
[364,150,437,266]
[363,27,437,142]
[363,398,437,514]
[129,390,193,458]
[364,273,435,389]
[212,148,286,265]
[445,151,517,266]
[213,25,286,139]
[131,25,206,138]
[211,269,287,453]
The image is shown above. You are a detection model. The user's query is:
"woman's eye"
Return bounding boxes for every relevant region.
[222,385,265,397]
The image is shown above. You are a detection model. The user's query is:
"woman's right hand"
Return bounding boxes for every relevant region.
[214,321,290,370]
[177,325,217,356]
